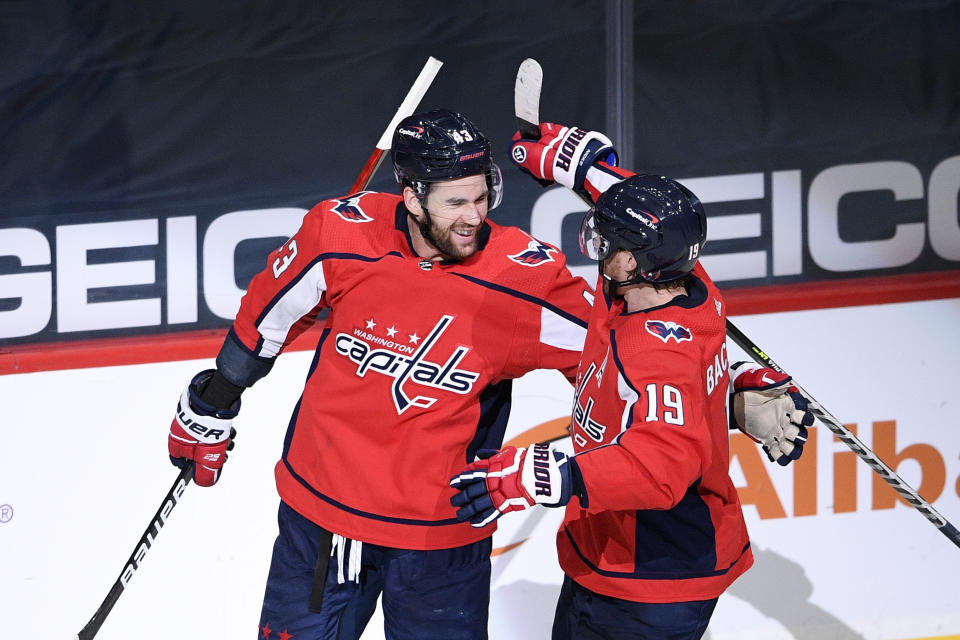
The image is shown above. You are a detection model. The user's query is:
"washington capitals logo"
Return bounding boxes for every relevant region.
[645,320,693,343]
[508,240,557,266]
[331,192,374,223]
[334,315,480,414]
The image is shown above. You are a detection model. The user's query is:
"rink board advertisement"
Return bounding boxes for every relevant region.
[2,3,960,638]
[1,298,959,638]
[2,2,960,345]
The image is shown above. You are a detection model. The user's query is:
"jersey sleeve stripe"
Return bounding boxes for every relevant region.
[451,272,589,328]
[610,330,641,434]
[255,261,327,358]
[253,251,404,327]
[540,306,587,351]
[251,251,405,358]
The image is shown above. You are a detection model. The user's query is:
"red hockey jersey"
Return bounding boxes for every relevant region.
[557,264,753,602]
[230,192,593,549]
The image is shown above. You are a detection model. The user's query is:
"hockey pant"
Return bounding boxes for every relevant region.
[258,500,492,640]
[552,575,718,640]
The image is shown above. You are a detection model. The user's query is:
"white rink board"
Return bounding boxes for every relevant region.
[1,297,958,640]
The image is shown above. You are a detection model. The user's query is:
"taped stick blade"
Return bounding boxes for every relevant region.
[514,58,542,139]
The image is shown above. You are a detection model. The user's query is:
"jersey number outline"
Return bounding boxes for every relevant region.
[272,239,298,279]
[643,382,685,426]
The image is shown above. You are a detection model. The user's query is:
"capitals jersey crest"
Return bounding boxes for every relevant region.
[645,320,693,343]
[508,240,557,266]
[330,192,375,222]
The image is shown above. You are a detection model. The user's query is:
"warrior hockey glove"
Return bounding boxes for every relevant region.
[730,362,813,466]
[449,443,580,527]
[509,122,617,193]
[168,369,240,487]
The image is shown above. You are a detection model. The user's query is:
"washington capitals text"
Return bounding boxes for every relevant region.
[335,315,480,414]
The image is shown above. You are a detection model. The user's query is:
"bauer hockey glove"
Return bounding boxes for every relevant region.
[509,122,617,192]
[449,443,581,527]
[730,362,813,466]
[168,369,240,487]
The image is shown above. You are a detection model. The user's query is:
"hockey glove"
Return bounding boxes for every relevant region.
[509,122,617,192]
[168,369,240,487]
[731,362,813,466]
[449,443,578,527]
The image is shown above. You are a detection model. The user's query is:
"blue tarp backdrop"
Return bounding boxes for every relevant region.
[1,1,958,344]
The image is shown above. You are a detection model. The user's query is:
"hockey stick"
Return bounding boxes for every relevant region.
[348,55,444,194]
[75,57,445,640]
[515,58,543,140]
[725,321,960,549]
[514,57,960,550]
[75,462,194,640]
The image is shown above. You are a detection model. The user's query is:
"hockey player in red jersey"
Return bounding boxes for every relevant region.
[166,109,609,640]
[451,123,812,639]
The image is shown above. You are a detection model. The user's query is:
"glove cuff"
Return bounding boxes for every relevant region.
[188,369,241,418]
[731,361,791,392]
[552,128,617,192]
[175,370,238,445]
[520,443,574,508]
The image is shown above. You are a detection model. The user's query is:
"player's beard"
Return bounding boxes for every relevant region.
[417,211,480,261]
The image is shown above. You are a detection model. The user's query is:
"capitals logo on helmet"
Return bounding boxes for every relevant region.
[645,320,693,344]
[509,240,557,266]
[330,193,374,223]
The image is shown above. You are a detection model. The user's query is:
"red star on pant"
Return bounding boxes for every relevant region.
[278,630,293,640]
[261,622,272,638]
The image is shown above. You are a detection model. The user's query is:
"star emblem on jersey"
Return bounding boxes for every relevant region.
[645,320,693,343]
[330,192,374,222]
[334,315,481,414]
[508,240,557,266]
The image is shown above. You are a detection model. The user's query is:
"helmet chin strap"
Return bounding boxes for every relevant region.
[599,260,648,296]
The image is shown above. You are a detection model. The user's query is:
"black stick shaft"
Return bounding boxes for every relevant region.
[76,463,194,640]
[726,319,960,549]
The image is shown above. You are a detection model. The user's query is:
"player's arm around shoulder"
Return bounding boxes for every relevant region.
[490,225,593,379]
[494,225,593,302]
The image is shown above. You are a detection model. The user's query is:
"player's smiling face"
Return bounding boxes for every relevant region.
[414,174,489,261]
